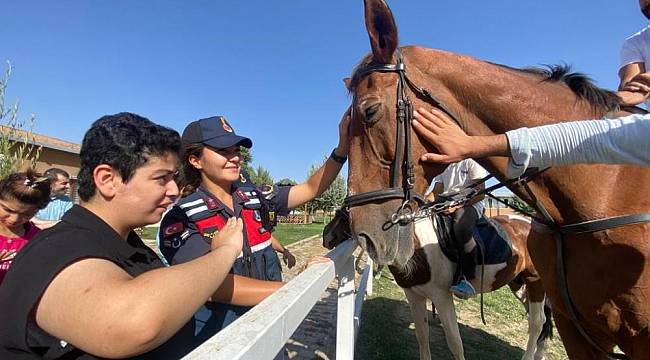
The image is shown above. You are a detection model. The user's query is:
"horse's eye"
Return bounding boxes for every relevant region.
[363,104,381,125]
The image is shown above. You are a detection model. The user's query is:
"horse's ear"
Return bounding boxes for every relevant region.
[364,0,399,64]
[343,77,352,90]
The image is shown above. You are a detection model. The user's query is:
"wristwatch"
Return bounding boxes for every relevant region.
[330,148,348,165]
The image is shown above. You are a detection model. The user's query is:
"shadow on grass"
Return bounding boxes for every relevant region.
[356,297,525,360]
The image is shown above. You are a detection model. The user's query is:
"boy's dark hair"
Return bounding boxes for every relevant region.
[43,168,70,182]
[0,169,51,209]
[77,112,181,202]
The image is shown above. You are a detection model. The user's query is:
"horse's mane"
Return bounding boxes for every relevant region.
[349,52,620,113]
[498,63,620,112]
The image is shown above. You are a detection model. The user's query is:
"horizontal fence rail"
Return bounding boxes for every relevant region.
[183,239,372,360]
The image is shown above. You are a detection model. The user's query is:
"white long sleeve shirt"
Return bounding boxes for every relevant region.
[504,114,650,178]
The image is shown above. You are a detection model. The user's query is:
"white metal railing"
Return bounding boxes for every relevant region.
[182,239,373,360]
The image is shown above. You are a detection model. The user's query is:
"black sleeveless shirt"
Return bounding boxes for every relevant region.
[0,205,194,359]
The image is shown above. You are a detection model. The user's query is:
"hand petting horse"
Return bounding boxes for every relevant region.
[345,0,650,359]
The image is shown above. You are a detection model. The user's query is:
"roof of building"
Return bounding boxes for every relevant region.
[0,125,80,154]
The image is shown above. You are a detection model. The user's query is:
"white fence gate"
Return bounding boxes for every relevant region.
[182,239,373,360]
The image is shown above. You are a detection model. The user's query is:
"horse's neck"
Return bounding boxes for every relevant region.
[412,49,649,221]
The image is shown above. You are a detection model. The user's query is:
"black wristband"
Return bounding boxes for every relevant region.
[330,148,347,164]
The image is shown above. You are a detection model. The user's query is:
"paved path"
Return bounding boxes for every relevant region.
[281,236,337,360]
[282,236,368,360]
[143,236,368,360]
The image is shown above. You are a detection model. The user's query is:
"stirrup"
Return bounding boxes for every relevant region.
[450,279,476,299]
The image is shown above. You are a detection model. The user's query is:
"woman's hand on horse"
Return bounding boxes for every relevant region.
[336,107,351,156]
[413,108,509,163]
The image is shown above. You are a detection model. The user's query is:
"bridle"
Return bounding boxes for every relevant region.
[342,51,462,225]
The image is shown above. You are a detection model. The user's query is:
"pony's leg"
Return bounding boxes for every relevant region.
[553,312,613,360]
[522,299,545,360]
[404,289,431,360]
[430,289,465,360]
[521,279,550,360]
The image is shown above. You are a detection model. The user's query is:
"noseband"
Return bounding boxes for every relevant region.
[343,52,461,225]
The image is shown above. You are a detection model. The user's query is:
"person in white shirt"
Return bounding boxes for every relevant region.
[618,0,650,107]
[425,159,488,299]
[413,108,650,178]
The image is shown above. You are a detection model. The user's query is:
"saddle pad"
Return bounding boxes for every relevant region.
[474,217,513,265]
[435,214,513,265]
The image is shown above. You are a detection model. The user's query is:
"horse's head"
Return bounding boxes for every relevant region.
[344,0,447,267]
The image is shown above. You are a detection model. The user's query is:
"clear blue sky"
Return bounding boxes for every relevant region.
[2,0,647,184]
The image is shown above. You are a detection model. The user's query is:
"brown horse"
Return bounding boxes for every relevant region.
[345,0,650,359]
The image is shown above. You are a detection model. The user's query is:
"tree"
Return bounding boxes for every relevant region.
[304,157,347,214]
[275,178,297,186]
[0,62,41,178]
[240,147,254,178]
[251,164,273,186]
[506,196,535,214]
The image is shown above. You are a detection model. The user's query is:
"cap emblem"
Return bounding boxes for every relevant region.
[220,116,233,133]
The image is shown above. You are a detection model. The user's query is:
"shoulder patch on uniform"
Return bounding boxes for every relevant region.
[206,197,219,210]
[163,222,184,236]
[235,189,250,202]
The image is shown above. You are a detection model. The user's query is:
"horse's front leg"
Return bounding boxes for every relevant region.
[430,288,465,360]
[404,288,431,360]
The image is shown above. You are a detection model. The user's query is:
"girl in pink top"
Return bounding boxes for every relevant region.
[0,170,51,284]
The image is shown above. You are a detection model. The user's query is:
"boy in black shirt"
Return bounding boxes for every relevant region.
[0,113,243,359]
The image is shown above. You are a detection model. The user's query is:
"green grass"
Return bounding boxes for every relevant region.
[356,268,568,360]
[273,222,326,246]
[138,223,326,247]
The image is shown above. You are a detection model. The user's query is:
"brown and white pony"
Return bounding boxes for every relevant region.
[345,0,650,359]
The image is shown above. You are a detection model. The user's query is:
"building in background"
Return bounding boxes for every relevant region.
[485,194,521,217]
[1,126,80,202]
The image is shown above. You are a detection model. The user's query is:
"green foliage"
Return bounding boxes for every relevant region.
[0,62,41,178]
[251,164,273,186]
[240,147,254,176]
[305,157,347,213]
[507,196,535,214]
[275,178,297,186]
[273,222,325,246]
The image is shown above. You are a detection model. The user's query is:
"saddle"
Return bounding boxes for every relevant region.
[434,213,513,265]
